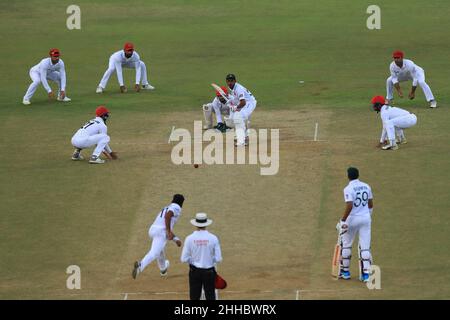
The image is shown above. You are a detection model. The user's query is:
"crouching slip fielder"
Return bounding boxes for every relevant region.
[387,50,437,108]
[71,106,118,164]
[23,48,71,105]
[132,194,185,279]
[225,74,257,146]
[202,86,232,132]
[371,96,417,151]
[338,167,374,282]
[96,42,154,93]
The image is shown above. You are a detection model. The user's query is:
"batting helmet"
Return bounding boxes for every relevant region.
[371,95,385,112]
[216,86,228,97]
[95,106,110,117]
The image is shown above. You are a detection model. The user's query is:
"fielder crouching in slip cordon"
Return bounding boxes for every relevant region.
[371,95,417,151]
[71,106,118,164]
[337,167,374,282]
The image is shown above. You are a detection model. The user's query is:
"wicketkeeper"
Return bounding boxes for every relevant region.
[371,95,417,150]
[202,85,233,132]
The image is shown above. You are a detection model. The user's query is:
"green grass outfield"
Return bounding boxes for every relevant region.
[1,0,449,299]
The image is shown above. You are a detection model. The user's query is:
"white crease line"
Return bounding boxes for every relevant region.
[168,126,175,144]
[123,293,128,300]
[314,122,319,141]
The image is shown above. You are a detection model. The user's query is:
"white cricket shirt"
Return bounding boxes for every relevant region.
[181,230,222,269]
[30,58,66,93]
[151,203,182,230]
[343,179,373,217]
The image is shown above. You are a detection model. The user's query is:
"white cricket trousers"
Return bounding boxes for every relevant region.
[99,60,149,88]
[386,67,435,102]
[385,113,417,142]
[341,215,372,274]
[23,70,62,101]
[230,100,257,144]
[71,132,110,157]
[139,225,168,272]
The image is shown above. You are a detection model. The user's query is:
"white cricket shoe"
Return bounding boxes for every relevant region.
[382,144,399,150]
[89,156,105,164]
[429,100,437,108]
[22,99,31,105]
[57,96,71,102]
[160,260,170,276]
[142,84,155,90]
[96,86,104,94]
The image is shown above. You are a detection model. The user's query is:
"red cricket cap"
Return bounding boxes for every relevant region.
[392,50,404,59]
[124,42,134,51]
[96,106,110,117]
[371,95,385,105]
[49,48,60,57]
[216,86,228,97]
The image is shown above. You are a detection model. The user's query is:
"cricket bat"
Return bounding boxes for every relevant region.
[211,83,229,102]
[331,231,342,279]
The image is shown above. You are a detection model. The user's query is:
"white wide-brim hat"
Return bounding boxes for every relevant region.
[191,212,213,227]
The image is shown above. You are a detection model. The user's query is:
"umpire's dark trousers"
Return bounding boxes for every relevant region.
[189,265,216,300]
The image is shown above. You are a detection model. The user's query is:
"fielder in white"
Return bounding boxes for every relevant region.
[71,106,117,164]
[386,50,437,108]
[371,95,417,150]
[132,194,185,279]
[338,167,374,282]
[202,85,232,132]
[96,42,154,94]
[225,74,257,146]
[23,48,71,105]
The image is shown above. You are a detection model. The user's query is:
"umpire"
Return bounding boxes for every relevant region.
[181,213,222,300]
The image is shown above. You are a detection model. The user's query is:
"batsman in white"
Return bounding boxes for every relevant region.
[202,85,233,132]
[371,95,417,151]
[71,106,118,164]
[132,194,185,279]
[96,42,155,94]
[22,48,71,105]
[386,50,437,108]
[225,74,257,146]
[337,167,374,282]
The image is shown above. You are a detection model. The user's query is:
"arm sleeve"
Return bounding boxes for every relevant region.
[343,188,354,202]
[380,111,389,142]
[104,144,112,153]
[380,126,387,143]
[60,61,66,91]
[180,239,190,263]
[115,61,124,86]
[134,54,141,84]
[39,62,52,93]
[390,64,399,84]
[214,238,223,264]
